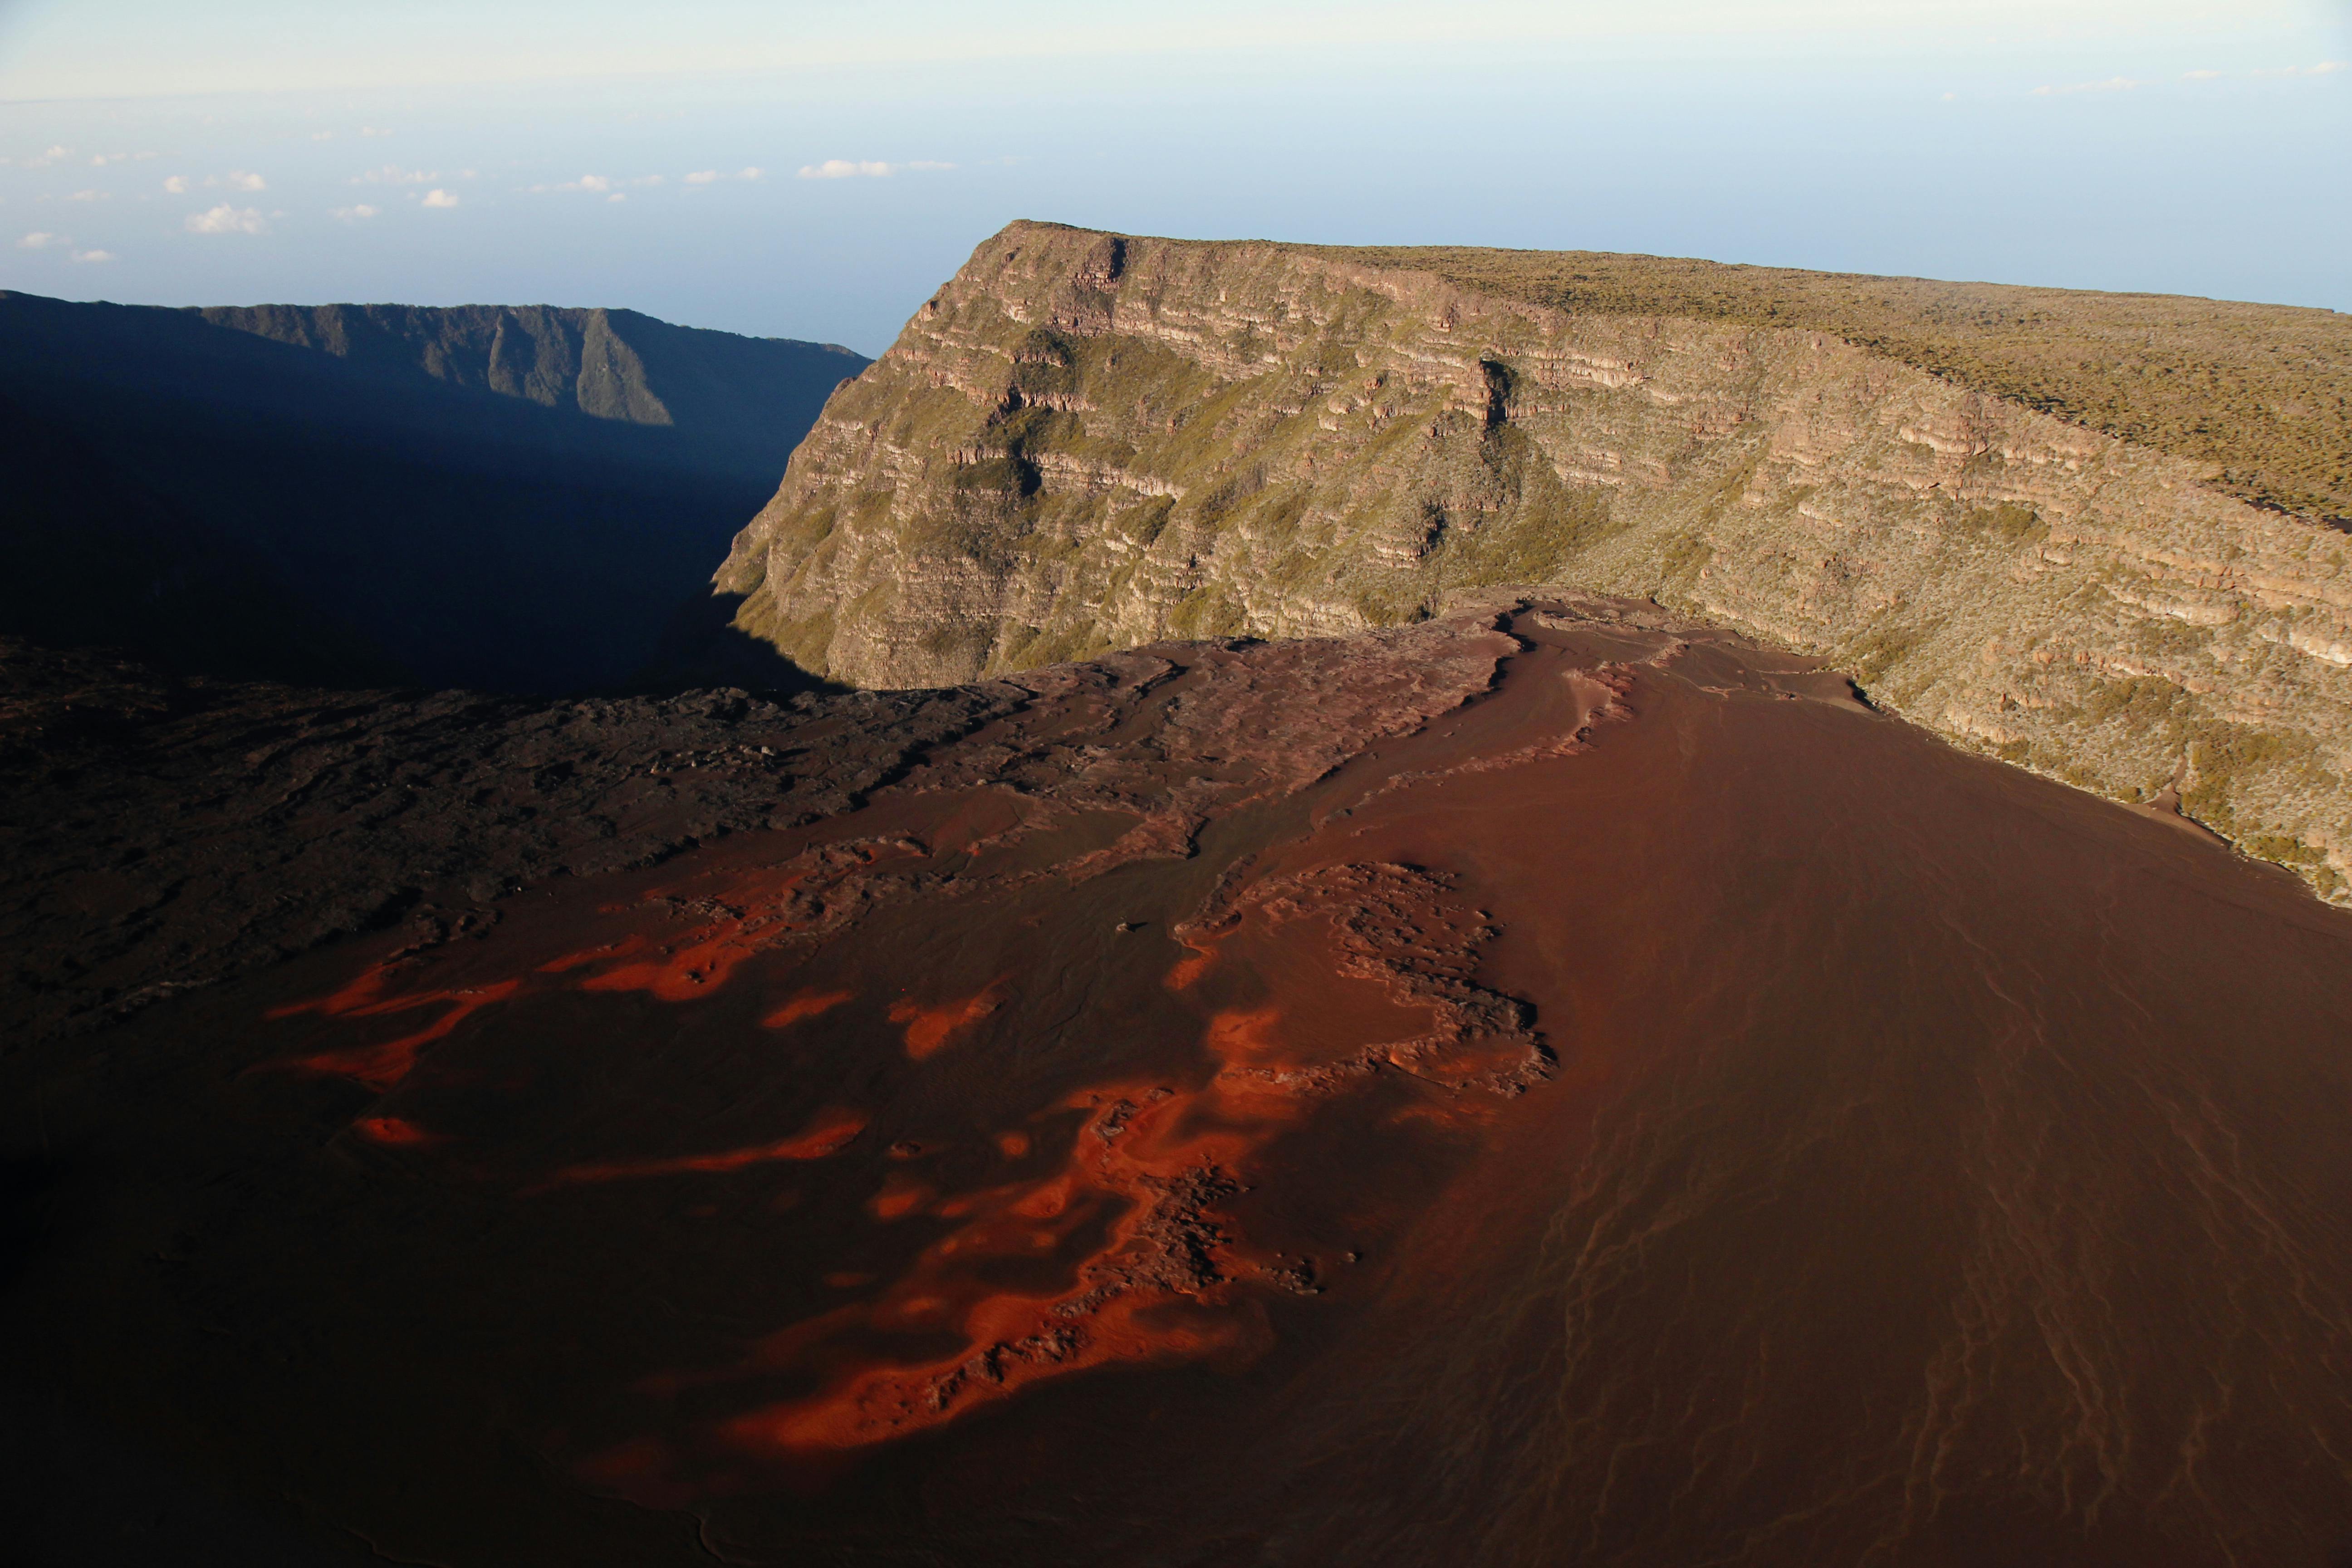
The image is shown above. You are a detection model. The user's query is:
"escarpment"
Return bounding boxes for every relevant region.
[195,302,867,475]
[716,221,2352,901]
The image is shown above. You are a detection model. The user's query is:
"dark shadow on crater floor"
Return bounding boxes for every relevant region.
[626,590,850,700]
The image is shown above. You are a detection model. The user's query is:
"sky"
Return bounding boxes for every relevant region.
[0,0,2345,354]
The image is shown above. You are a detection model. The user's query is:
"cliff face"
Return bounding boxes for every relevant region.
[1326,242,2352,524]
[718,222,2352,899]
[0,292,867,690]
[196,303,865,483]
[201,303,679,424]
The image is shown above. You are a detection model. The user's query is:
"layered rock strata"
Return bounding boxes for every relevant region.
[717,222,2352,899]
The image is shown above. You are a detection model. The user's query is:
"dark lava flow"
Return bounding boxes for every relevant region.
[5,599,2352,1566]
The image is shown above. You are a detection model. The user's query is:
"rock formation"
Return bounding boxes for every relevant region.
[718,222,2352,899]
[195,302,864,472]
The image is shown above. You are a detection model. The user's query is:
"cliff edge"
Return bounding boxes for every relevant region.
[716,221,2352,900]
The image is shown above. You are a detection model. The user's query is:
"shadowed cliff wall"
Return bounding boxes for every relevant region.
[0,293,866,691]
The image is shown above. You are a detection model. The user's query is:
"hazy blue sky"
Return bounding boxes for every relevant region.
[0,1,2345,353]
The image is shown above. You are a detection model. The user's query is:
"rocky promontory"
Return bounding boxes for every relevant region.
[717,222,2352,899]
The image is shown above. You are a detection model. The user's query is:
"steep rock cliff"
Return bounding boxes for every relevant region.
[718,222,2352,900]
[196,303,865,482]
[1330,242,2352,523]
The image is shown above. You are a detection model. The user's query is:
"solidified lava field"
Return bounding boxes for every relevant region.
[5,598,2352,1566]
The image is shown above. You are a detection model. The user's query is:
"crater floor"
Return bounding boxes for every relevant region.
[5,600,2351,1566]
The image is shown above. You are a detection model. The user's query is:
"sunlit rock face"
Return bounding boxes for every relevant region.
[8,599,2352,1565]
[718,222,2352,902]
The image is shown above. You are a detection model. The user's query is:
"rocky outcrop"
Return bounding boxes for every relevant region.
[718,222,2352,899]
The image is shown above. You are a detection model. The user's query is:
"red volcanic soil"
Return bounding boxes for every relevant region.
[5,601,2352,1565]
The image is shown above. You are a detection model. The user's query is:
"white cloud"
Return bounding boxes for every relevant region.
[89,152,128,166]
[17,231,60,248]
[330,203,378,220]
[531,172,657,193]
[67,188,107,201]
[797,158,948,180]
[422,188,459,207]
[2034,76,2142,95]
[740,166,763,180]
[226,170,265,191]
[186,204,265,234]
[359,126,392,137]
[684,169,720,184]
[25,145,70,167]
[70,248,114,263]
[162,174,190,194]
[607,192,626,202]
[310,130,335,141]
[353,164,436,185]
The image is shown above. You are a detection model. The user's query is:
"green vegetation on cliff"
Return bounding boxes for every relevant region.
[1332,243,2352,523]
